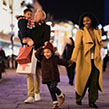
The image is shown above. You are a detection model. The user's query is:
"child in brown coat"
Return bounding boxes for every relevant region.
[35,42,71,109]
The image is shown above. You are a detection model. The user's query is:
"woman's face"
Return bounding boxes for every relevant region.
[83,16,92,29]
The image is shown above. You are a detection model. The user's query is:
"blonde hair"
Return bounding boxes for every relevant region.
[37,9,46,20]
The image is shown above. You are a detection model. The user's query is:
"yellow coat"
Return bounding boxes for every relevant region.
[71,27,103,96]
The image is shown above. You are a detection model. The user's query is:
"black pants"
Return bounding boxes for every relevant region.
[66,62,76,84]
[76,59,99,103]
[47,82,61,102]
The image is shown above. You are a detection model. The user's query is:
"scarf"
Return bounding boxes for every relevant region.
[17,16,35,29]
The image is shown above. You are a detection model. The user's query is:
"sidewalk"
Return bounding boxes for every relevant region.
[0,64,109,109]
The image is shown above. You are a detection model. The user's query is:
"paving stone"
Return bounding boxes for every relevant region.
[0,64,109,109]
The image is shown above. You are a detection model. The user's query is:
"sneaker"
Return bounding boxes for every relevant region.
[24,97,34,103]
[52,102,59,109]
[58,93,65,105]
[34,93,40,101]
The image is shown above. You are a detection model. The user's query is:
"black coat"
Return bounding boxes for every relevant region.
[0,50,6,72]
[63,44,74,60]
[31,22,50,67]
[18,17,32,44]
[35,47,69,84]
[31,22,50,50]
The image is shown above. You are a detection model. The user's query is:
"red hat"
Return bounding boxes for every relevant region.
[44,42,53,51]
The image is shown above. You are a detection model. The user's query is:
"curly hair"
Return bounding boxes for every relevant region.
[79,12,99,29]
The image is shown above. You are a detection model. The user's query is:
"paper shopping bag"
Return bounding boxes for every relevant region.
[16,49,37,75]
[16,45,33,64]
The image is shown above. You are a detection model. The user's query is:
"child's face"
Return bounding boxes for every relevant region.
[24,11,32,19]
[43,49,52,59]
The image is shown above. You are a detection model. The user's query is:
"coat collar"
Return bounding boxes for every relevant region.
[84,27,102,44]
[83,27,93,43]
[83,27,102,57]
[83,27,94,56]
[93,29,102,44]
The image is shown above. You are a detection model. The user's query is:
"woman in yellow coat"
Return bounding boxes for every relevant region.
[71,12,103,108]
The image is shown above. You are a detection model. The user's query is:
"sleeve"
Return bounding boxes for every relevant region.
[56,56,69,66]
[2,50,6,59]
[70,30,83,62]
[62,45,66,59]
[18,19,28,38]
[35,47,43,61]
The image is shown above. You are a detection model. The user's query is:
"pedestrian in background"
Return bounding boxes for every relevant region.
[71,12,103,108]
[35,42,71,109]
[0,47,6,80]
[62,37,76,85]
[103,51,109,72]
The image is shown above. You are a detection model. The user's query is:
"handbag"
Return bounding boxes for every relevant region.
[16,45,33,64]
[16,49,37,75]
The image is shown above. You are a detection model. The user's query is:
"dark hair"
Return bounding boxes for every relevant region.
[69,37,74,43]
[69,37,74,47]
[24,8,32,14]
[79,12,99,29]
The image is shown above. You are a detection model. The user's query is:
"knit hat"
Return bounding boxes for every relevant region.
[44,42,53,52]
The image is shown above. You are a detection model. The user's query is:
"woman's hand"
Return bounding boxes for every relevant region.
[68,60,74,67]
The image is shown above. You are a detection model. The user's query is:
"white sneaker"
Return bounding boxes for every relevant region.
[34,93,40,101]
[24,97,34,103]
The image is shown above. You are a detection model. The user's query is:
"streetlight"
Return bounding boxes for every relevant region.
[9,0,14,69]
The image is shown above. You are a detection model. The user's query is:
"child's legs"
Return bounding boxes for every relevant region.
[50,82,61,96]
[47,82,61,102]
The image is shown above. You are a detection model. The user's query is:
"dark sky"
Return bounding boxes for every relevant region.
[38,0,105,25]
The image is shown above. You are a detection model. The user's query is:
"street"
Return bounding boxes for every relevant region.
[0,64,109,109]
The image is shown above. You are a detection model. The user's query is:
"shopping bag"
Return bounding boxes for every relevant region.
[16,49,37,75]
[16,45,33,64]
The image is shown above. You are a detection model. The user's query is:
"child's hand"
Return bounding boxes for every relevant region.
[42,45,45,48]
[44,41,48,46]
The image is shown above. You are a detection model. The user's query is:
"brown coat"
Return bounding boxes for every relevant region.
[71,27,103,96]
[35,47,68,84]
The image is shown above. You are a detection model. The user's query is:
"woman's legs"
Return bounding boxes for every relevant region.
[88,60,99,103]
[76,60,99,103]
